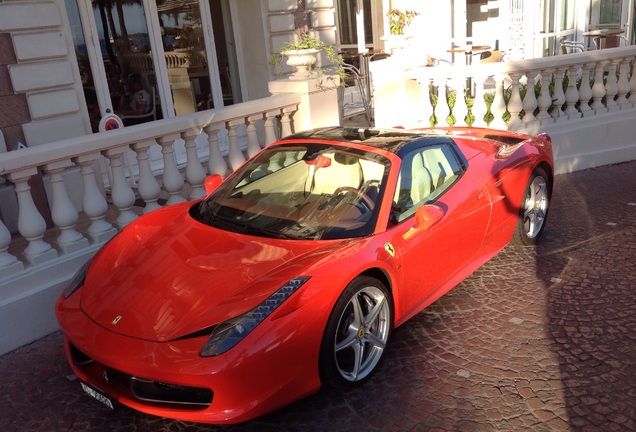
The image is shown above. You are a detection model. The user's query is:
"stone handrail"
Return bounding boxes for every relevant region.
[402,46,636,133]
[0,93,301,278]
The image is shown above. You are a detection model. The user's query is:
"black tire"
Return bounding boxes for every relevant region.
[512,167,551,246]
[319,276,393,389]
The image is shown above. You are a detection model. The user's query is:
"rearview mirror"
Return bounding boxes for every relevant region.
[403,205,445,240]
[304,155,332,168]
[204,174,223,195]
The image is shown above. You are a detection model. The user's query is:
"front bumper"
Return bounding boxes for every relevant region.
[56,293,324,424]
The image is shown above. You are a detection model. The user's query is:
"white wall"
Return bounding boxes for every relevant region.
[0,0,91,146]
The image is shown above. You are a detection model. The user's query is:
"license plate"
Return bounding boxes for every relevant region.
[80,382,114,410]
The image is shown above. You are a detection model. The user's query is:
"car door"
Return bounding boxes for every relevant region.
[385,142,492,323]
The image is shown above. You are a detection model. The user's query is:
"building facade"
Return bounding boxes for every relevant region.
[2,0,634,155]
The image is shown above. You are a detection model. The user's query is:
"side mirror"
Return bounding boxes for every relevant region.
[204,174,223,195]
[403,205,445,240]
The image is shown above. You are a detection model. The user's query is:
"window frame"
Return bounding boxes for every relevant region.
[392,141,467,224]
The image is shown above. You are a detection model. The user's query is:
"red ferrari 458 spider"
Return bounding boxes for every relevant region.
[56,126,553,424]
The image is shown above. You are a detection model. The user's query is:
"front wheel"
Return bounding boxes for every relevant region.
[512,167,551,246]
[319,276,393,389]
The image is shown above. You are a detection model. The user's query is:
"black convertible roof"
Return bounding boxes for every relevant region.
[280,127,456,154]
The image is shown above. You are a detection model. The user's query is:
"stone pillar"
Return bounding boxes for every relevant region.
[368,59,420,128]
[268,77,339,133]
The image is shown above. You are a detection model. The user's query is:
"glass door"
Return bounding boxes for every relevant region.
[589,0,632,46]
[532,0,578,57]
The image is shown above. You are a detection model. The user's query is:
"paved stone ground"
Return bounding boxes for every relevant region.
[1,160,635,432]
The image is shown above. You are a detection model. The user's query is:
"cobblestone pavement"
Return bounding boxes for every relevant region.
[1,161,635,432]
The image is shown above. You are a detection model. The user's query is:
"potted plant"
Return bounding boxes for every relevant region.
[382,9,420,53]
[270,32,345,84]
[386,9,420,35]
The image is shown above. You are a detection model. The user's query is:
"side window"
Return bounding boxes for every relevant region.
[392,144,464,223]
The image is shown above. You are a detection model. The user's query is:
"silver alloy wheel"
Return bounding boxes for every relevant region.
[523,175,549,239]
[333,285,391,382]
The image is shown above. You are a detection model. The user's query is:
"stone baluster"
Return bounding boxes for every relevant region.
[44,161,89,254]
[181,129,207,200]
[157,134,186,205]
[591,61,608,114]
[428,80,439,126]
[7,169,58,265]
[131,140,162,213]
[283,149,297,167]
[438,79,452,126]
[578,64,593,117]
[629,57,636,106]
[452,78,468,127]
[226,120,245,171]
[280,106,295,137]
[506,72,524,128]
[490,75,507,129]
[471,74,488,127]
[605,59,619,112]
[0,217,23,277]
[245,115,262,157]
[263,111,279,147]
[74,154,117,242]
[102,149,138,228]
[551,68,566,121]
[522,71,539,128]
[616,58,631,108]
[536,70,554,125]
[564,65,582,119]
[204,125,229,177]
[418,77,435,127]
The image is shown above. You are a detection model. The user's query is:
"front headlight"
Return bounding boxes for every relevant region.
[63,259,92,299]
[200,276,311,357]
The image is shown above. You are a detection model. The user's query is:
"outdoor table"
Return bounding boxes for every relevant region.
[582,29,625,49]
[447,45,491,65]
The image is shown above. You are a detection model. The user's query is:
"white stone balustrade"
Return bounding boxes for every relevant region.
[401,46,636,133]
[0,94,300,281]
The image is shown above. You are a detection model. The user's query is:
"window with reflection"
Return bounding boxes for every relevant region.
[157,0,212,114]
[599,0,622,26]
[65,0,101,132]
[92,0,163,125]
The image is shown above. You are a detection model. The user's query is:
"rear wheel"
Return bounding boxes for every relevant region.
[512,167,551,246]
[319,276,392,389]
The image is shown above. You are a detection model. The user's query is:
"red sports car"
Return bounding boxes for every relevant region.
[56,126,553,424]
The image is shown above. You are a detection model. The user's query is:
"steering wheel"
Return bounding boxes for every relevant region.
[332,186,375,212]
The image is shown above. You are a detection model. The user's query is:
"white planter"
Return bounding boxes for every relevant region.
[285,48,319,80]
[381,34,412,53]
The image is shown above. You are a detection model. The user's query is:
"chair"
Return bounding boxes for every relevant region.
[560,41,586,54]
[479,50,506,63]
[338,63,372,126]
[597,34,629,49]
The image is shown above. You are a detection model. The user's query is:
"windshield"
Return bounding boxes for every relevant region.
[193,143,390,240]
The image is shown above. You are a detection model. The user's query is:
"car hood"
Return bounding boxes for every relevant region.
[81,202,345,342]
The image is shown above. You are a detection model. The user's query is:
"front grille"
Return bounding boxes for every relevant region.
[70,343,93,366]
[131,377,213,406]
[69,342,213,408]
